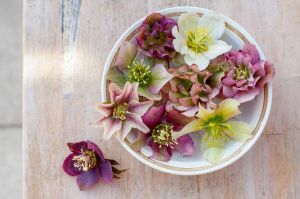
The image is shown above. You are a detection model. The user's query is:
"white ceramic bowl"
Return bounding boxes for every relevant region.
[101,7,272,175]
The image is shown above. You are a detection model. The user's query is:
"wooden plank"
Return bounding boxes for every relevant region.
[24,0,300,198]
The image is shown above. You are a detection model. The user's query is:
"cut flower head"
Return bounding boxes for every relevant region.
[172,99,253,163]
[172,12,231,70]
[62,140,125,191]
[106,41,173,100]
[95,82,153,140]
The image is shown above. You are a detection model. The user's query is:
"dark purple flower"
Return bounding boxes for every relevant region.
[220,43,275,103]
[63,140,125,191]
[136,103,194,161]
[136,13,177,60]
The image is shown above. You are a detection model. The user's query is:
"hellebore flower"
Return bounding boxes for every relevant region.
[136,13,177,59]
[106,41,173,100]
[133,103,195,161]
[62,140,125,191]
[172,12,231,70]
[95,82,153,140]
[172,99,253,163]
[167,64,220,116]
[221,43,275,103]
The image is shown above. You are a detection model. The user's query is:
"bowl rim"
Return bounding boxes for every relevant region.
[101,6,272,175]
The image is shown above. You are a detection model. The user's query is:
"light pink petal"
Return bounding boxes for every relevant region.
[115,41,137,71]
[222,85,236,97]
[174,135,195,156]
[234,88,260,103]
[121,113,149,140]
[128,100,153,116]
[115,82,139,104]
[257,61,275,88]
[149,64,173,94]
[242,42,260,64]
[108,83,123,102]
[101,118,122,140]
[178,97,194,107]
[95,103,114,117]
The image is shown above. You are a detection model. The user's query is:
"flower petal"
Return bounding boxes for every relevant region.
[63,154,83,176]
[204,40,232,60]
[198,12,225,39]
[178,13,200,34]
[184,54,209,70]
[95,103,114,117]
[257,61,275,88]
[242,42,260,64]
[216,98,241,120]
[195,104,215,121]
[203,147,224,163]
[149,64,173,94]
[67,141,87,155]
[106,66,127,87]
[227,121,253,141]
[165,109,193,131]
[76,168,101,191]
[99,160,113,183]
[128,100,153,116]
[138,87,162,100]
[120,113,149,140]
[87,140,105,161]
[149,141,172,161]
[101,118,122,140]
[115,41,137,71]
[115,81,139,104]
[142,103,165,129]
[175,135,195,156]
[234,88,260,103]
[108,82,123,102]
[172,119,204,139]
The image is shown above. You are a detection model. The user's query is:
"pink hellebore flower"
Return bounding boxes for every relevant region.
[95,82,153,140]
[133,103,195,162]
[221,43,275,103]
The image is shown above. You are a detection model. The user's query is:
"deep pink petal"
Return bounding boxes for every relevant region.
[67,141,87,155]
[222,85,236,97]
[142,103,165,129]
[257,61,275,88]
[174,135,195,156]
[99,160,113,183]
[149,140,172,162]
[76,168,101,191]
[63,154,83,176]
[165,110,193,131]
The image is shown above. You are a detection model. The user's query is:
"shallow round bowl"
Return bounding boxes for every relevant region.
[101,7,272,175]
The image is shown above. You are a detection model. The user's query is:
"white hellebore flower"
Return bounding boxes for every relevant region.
[172,12,232,71]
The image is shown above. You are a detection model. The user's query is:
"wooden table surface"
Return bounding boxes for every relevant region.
[23,0,300,198]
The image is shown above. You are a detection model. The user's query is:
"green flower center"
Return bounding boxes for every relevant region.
[202,114,232,147]
[113,103,128,120]
[186,28,212,54]
[72,149,97,172]
[152,123,177,148]
[128,61,152,87]
[233,64,251,81]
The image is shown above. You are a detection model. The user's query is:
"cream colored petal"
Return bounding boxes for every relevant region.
[198,12,225,39]
[195,103,215,121]
[204,40,232,59]
[178,13,200,35]
[184,54,209,70]
[227,121,253,142]
[204,147,224,163]
[216,99,241,121]
[172,119,204,139]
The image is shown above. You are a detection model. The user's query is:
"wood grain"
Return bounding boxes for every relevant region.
[23,0,300,198]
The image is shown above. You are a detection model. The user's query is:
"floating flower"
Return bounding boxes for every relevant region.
[95,82,153,140]
[106,41,173,100]
[221,43,275,103]
[167,63,227,117]
[62,140,125,190]
[136,13,177,60]
[172,99,253,163]
[172,12,231,70]
[133,103,195,161]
